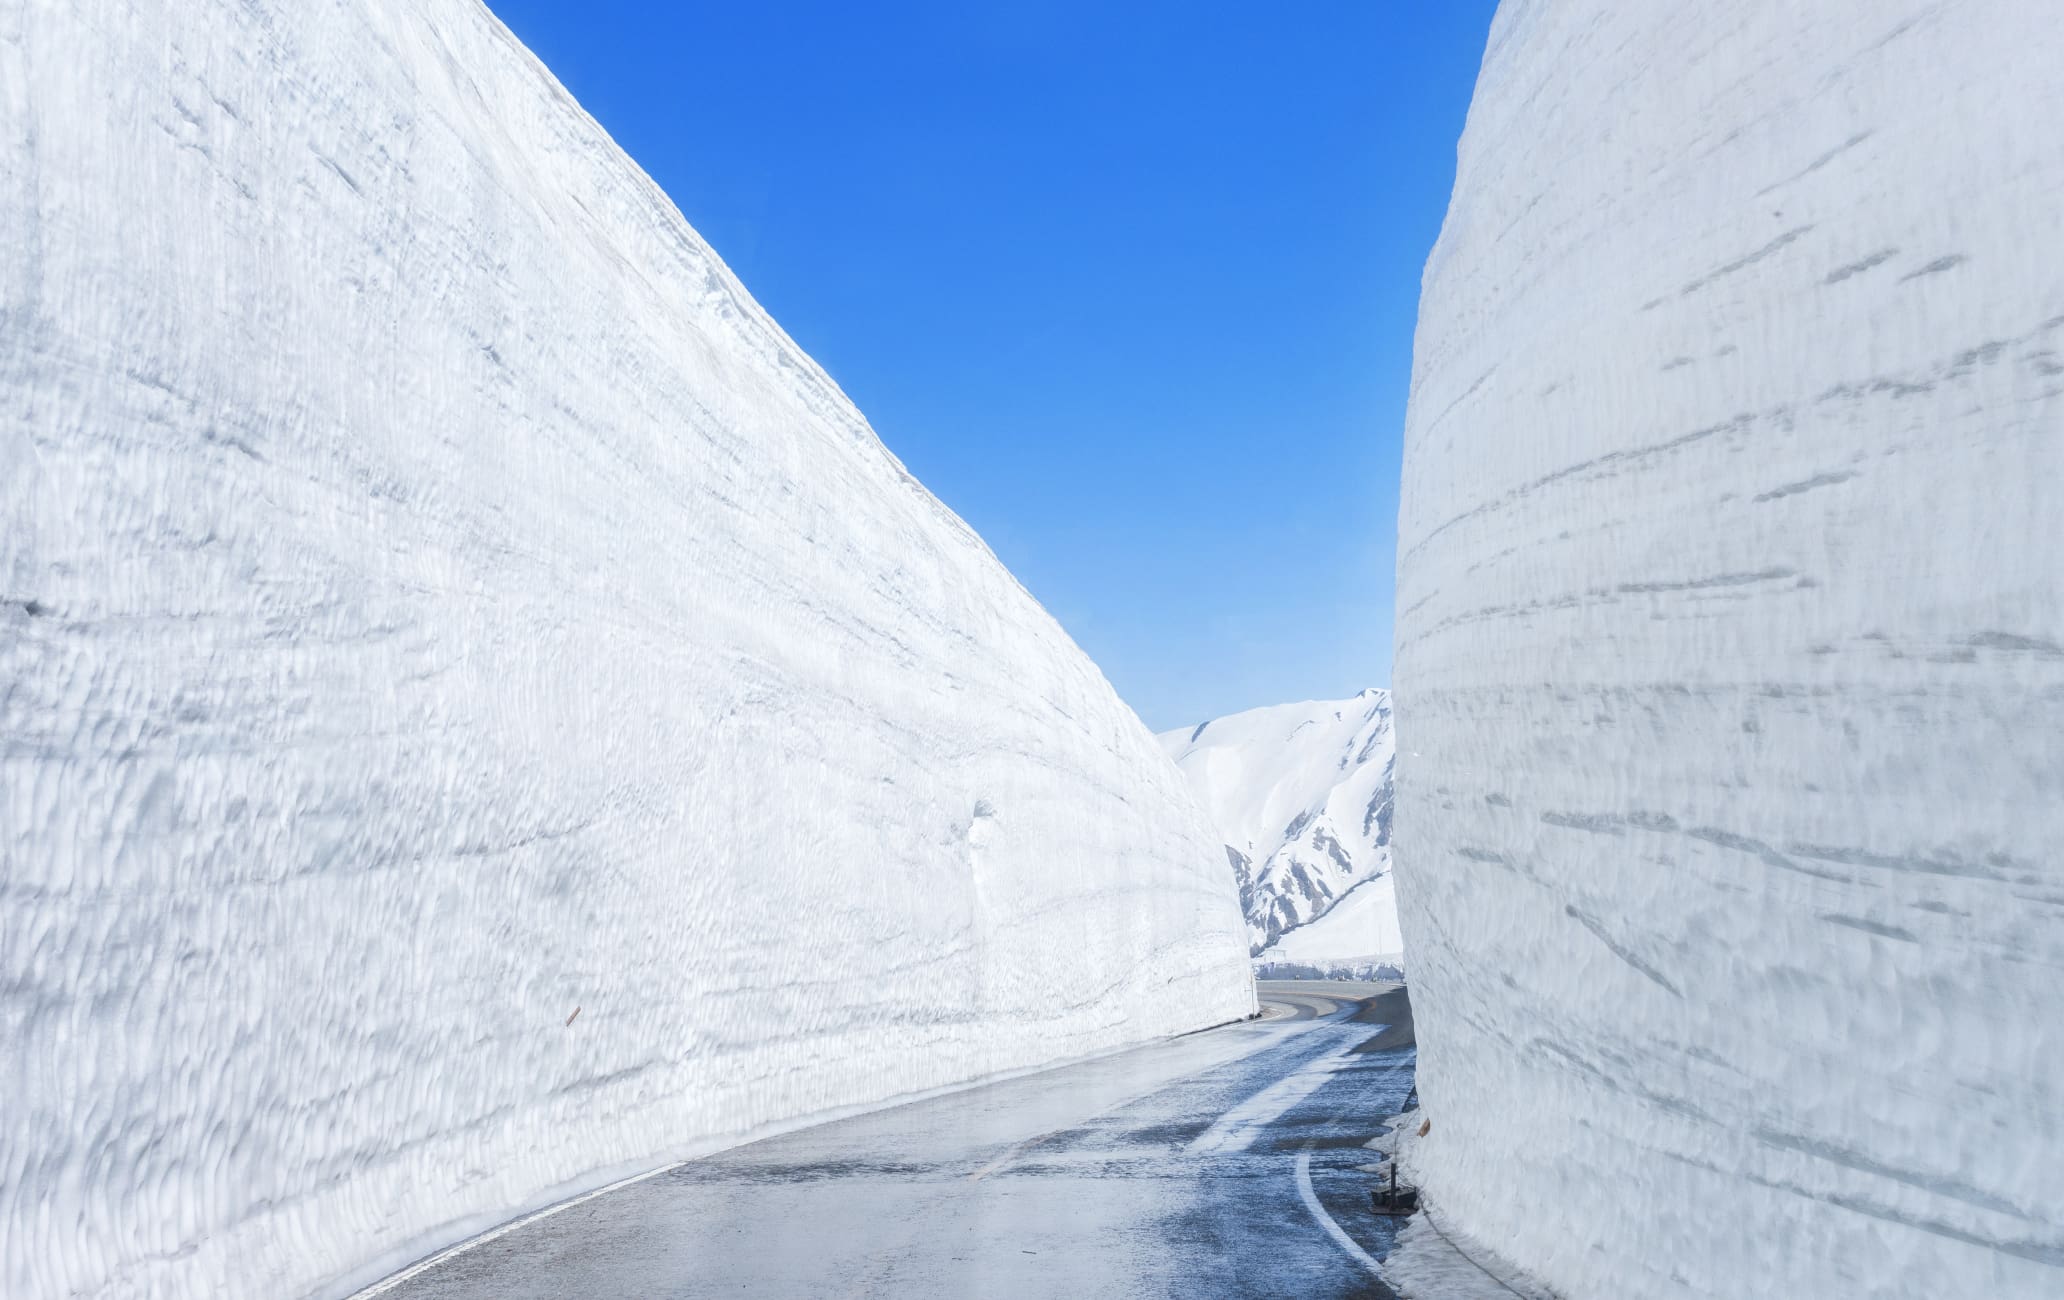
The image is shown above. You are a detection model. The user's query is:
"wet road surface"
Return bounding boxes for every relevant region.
[362,980,1416,1299]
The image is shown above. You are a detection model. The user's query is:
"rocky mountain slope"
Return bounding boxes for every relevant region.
[1159,691,1398,965]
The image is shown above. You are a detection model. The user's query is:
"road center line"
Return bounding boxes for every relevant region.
[1186,1031,1374,1155]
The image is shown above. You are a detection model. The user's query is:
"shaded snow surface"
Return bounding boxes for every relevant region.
[0,4,1254,1298]
[1369,1116,1552,1300]
[1159,691,1397,962]
[1392,2,2063,1297]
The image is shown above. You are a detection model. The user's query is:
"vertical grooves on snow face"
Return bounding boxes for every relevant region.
[1393,3,2064,1298]
[0,4,1254,1299]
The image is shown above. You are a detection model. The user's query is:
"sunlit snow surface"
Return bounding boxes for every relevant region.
[0,4,1254,1297]
[1393,3,2062,1297]
[1159,691,1396,961]
[1256,872,1400,977]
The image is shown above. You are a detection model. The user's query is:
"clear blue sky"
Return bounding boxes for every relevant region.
[486,0,1497,731]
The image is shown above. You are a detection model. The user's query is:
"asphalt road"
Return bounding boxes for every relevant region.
[362,980,1417,1299]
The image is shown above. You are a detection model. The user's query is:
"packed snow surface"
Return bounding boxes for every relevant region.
[1370,1114,1551,1300]
[1392,2,2063,1297]
[0,3,1254,1298]
[1159,691,1396,960]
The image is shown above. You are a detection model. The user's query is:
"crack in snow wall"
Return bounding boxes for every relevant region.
[0,3,1255,1297]
[1393,3,2063,1297]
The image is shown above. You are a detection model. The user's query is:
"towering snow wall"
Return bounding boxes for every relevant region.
[0,3,1254,1297]
[1394,3,2062,1296]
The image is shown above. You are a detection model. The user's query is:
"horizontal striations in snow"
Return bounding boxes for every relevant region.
[1393,3,2063,1298]
[0,4,1253,1299]
[1159,691,1397,962]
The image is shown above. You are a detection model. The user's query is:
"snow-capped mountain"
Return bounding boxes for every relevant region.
[1159,691,1397,962]
[1393,2,2063,1297]
[0,4,1252,1298]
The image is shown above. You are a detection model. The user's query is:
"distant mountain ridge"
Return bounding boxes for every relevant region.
[1159,691,1398,962]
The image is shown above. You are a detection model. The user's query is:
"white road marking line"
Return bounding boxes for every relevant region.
[1186,1033,1375,1155]
[1295,1148,1385,1280]
[967,1034,1293,1181]
[347,1159,692,1298]
[350,1021,1281,1294]
[355,1004,1380,1294]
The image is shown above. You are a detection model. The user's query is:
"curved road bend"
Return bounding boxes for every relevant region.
[361,980,1417,1300]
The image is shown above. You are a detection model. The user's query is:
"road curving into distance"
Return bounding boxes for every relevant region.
[356,981,1416,1300]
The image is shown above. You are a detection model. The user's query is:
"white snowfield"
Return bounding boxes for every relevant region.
[1394,3,2062,1298]
[0,4,1254,1299]
[1159,691,1397,962]
[1255,871,1400,978]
